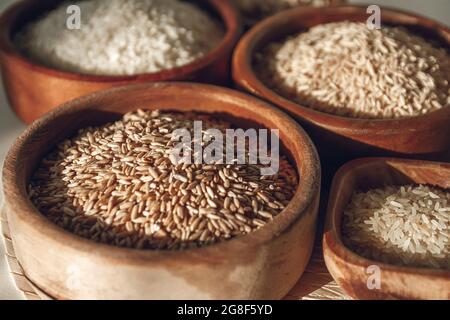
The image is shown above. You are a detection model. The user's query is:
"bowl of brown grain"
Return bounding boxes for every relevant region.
[2,82,320,300]
[232,5,450,160]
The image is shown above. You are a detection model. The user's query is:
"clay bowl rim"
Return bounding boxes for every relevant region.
[232,5,450,134]
[324,157,450,279]
[2,81,321,265]
[0,0,242,82]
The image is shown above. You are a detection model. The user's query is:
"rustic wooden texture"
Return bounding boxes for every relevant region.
[2,82,321,300]
[0,0,242,124]
[1,205,349,300]
[232,5,450,159]
[323,158,450,300]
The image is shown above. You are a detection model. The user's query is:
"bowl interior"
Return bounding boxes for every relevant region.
[4,82,320,255]
[1,0,240,80]
[330,159,450,234]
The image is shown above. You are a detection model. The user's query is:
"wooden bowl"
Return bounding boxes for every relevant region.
[0,0,242,124]
[2,82,321,300]
[323,158,450,300]
[232,5,450,160]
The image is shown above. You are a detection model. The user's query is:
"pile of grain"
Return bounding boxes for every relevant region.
[29,110,298,250]
[255,21,450,119]
[15,0,224,76]
[234,0,331,20]
[342,185,449,269]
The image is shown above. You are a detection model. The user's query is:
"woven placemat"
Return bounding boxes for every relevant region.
[1,207,349,300]
[1,209,52,300]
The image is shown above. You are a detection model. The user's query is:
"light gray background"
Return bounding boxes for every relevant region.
[0,0,449,300]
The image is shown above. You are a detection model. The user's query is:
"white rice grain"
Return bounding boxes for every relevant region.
[256,22,450,119]
[342,184,449,270]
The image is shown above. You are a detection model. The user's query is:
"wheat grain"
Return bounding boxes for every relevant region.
[342,184,449,270]
[29,110,298,250]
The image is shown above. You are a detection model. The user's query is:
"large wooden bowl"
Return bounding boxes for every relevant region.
[0,0,242,124]
[232,5,450,160]
[323,158,450,300]
[2,82,321,300]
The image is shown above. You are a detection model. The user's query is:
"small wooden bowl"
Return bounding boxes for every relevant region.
[323,158,450,300]
[232,5,450,159]
[2,82,321,300]
[0,0,242,124]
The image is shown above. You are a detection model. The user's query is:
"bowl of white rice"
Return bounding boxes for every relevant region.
[0,0,241,123]
[232,5,450,159]
[323,157,450,300]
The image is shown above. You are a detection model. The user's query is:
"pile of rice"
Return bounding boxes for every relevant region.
[233,0,331,20]
[255,21,450,119]
[342,185,449,269]
[15,0,224,75]
[29,110,298,250]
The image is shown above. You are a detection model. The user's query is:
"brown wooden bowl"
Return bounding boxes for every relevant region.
[0,0,242,124]
[232,5,450,160]
[2,82,321,300]
[323,158,450,300]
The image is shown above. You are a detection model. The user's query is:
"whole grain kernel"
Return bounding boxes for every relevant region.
[29,110,298,250]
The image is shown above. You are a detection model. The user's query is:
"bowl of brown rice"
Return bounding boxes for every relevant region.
[0,0,242,123]
[323,157,450,300]
[232,5,450,159]
[2,82,320,299]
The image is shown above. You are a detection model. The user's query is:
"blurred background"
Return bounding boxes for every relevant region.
[0,0,449,300]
